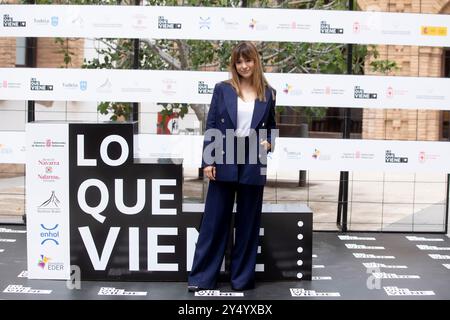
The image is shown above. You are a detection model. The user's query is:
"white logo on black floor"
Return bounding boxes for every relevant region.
[17,271,28,278]
[406,236,443,242]
[353,253,395,259]
[372,272,420,279]
[443,264,450,269]
[346,244,385,250]
[0,238,16,242]
[312,265,325,269]
[0,249,4,253]
[363,262,407,269]
[417,245,450,251]
[384,286,434,296]
[290,288,340,297]
[38,191,61,214]
[428,254,450,260]
[338,235,376,241]
[0,228,26,234]
[195,290,244,297]
[3,285,52,294]
[98,287,147,296]
[312,276,332,280]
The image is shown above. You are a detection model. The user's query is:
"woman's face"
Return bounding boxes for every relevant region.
[235,56,255,79]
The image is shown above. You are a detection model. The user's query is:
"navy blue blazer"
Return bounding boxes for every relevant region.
[202,81,277,186]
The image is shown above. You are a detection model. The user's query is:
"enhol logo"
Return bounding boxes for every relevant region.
[199,17,211,29]
[40,224,60,245]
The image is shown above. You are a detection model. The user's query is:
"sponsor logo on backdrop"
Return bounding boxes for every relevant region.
[386,86,408,98]
[3,14,26,27]
[158,16,181,29]
[282,84,302,96]
[132,14,148,31]
[384,286,434,296]
[283,147,301,160]
[0,144,13,155]
[38,191,61,214]
[311,86,344,96]
[220,17,239,30]
[312,149,331,161]
[381,23,411,36]
[40,224,60,246]
[38,254,64,271]
[290,288,340,297]
[33,17,59,27]
[341,151,375,160]
[354,86,377,99]
[30,78,53,91]
[162,78,177,96]
[249,19,268,31]
[195,290,244,297]
[320,21,344,34]
[71,15,84,28]
[37,158,60,182]
[385,150,408,163]
[3,285,52,294]
[421,26,447,36]
[31,139,66,148]
[1,80,22,89]
[198,81,214,94]
[276,21,311,30]
[121,81,152,93]
[98,287,147,296]
[62,81,87,91]
[199,17,211,29]
[418,151,440,164]
[97,78,112,93]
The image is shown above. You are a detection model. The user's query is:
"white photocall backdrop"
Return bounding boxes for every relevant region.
[1,68,450,110]
[0,5,449,46]
[3,131,450,173]
[25,123,70,280]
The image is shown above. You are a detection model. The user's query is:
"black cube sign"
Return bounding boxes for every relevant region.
[69,122,312,281]
[69,123,184,280]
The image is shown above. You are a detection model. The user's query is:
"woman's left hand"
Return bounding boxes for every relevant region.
[260,140,271,151]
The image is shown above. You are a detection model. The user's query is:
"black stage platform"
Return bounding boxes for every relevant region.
[1,225,449,300]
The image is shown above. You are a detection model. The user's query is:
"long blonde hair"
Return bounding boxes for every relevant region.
[229,41,269,102]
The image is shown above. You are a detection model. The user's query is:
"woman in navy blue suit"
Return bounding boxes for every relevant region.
[188,41,277,291]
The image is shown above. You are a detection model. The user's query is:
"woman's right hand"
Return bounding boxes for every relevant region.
[203,166,216,180]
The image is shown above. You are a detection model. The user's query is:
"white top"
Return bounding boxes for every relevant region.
[236,97,255,137]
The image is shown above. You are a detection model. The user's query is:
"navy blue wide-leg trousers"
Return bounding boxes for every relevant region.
[188,180,264,290]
